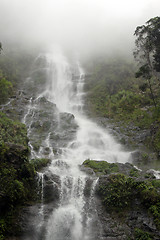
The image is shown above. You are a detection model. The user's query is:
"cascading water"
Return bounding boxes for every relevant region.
[22,48,131,240]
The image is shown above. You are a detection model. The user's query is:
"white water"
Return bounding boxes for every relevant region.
[23,48,131,240]
[45,49,131,167]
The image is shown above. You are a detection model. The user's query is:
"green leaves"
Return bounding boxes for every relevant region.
[0,112,28,146]
[98,174,135,210]
[0,74,13,104]
[134,228,152,240]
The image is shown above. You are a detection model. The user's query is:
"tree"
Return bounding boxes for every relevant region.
[133,17,160,108]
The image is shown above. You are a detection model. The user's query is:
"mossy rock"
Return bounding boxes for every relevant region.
[83,159,119,175]
[31,158,51,171]
[97,172,160,229]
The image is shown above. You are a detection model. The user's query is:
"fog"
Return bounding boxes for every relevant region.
[0,0,160,57]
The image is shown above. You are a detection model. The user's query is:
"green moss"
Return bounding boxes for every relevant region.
[83,159,119,175]
[134,228,153,240]
[31,158,51,171]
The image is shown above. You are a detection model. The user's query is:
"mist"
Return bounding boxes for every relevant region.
[0,0,160,58]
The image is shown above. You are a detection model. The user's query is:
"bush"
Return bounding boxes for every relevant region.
[98,174,135,210]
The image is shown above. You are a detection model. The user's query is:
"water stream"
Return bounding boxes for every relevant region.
[22,48,131,240]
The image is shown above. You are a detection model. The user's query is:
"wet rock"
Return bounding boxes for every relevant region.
[83,177,95,197]
[59,112,78,130]
[79,165,95,175]
[43,171,61,203]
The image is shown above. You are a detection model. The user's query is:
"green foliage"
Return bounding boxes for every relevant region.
[134,228,152,240]
[0,112,37,238]
[152,127,160,153]
[98,174,136,210]
[0,71,13,104]
[0,219,6,240]
[83,159,119,175]
[151,179,160,189]
[85,55,160,154]
[85,57,136,117]
[0,111,28,146]
[97,171,160,228]
[31,158,51,171]
[129,168,140,177]
[149,203,160,228]
[0,163,25,204]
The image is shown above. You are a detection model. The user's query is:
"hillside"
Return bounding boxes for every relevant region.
[83,56,160,166]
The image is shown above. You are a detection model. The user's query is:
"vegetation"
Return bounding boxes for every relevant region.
[0,111,37,239]
[83,159,119,175]
[0,17,160,238]
[84,17,160,156]
[0,47,35,92]
[134,228,152,240]
[97,172,160,229]
[0,111,52,239]
[85,55,160,155]
[0,111,28,146]
[31,158,51,171]
[134,17,160,108]
[83,159,160,234]
[0,71,13,104]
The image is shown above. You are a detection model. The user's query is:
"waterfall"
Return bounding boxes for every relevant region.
[22,47,131,240]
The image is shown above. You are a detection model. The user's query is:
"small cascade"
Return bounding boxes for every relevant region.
[82,178,102,240]
[46,173,86,240]
[37,172,44,205]
[22,97,38,158]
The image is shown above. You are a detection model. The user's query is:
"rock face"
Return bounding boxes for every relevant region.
[2,91,78,160]
[82,160,160,240]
